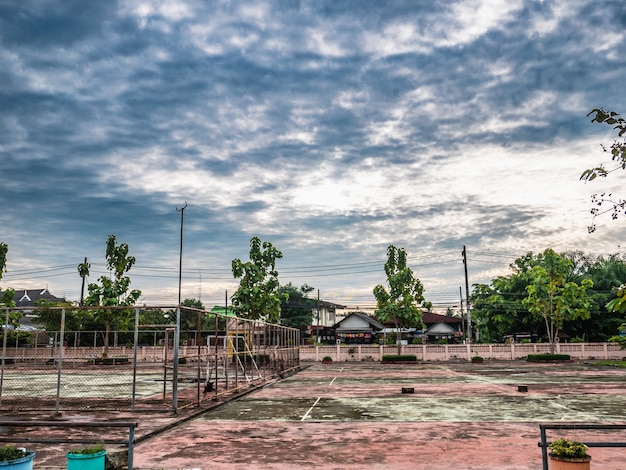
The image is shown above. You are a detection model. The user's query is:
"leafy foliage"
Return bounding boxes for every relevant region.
[522,249,593,353]
[0,445,29,462]
[606,283,626,314]
[548,438,589,459]
[470,250,626,344]
[278,283,315,333]
[582,109,626,233]
[67,443,105,455]
[527,353,571,362]
[231,237,287,323]
[84,235,141,352]
[0,243,7,283]
[0,242,15,309]
[373,246,426,352]
[34,299,80,331]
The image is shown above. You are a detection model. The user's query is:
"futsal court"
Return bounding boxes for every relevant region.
[128,360,626,469]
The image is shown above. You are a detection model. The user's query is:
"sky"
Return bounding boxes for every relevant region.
[1,0,626,313]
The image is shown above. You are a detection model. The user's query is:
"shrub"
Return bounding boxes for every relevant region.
[527,353,571,362]
[68,443,105,455]
[322,356,332,362]
[548,438,589,459]
[0,445,28,461]
[471,356,484,362]
[382,355,417,363]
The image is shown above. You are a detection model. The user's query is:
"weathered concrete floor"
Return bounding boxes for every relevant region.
[4,360,626,469]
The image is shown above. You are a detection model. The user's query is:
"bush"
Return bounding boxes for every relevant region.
[382,355,417,363]
[322,356,332,362]
[68,443,105,455]
[0,445,28,461]
[471,356,484,362]
[527,353,571,362]
[548,438,589,459]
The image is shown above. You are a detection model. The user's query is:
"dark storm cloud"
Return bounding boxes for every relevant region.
[1,0,626,304]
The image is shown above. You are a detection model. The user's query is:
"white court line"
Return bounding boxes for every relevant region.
[300,373,340,421]
[301,396,322,421]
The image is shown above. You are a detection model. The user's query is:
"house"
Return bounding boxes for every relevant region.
[333,312,385,344]
[310,300,346,343]
[422,311,464,343]
[12,287,65,308]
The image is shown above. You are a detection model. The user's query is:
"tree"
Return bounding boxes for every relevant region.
[471,275,543,344]
[279,283,315,334]
[84,235,142,353]
[231,237,287,323]
[580,109,626,314]
[522,249,593,353]
[0,242,15,309]
[566,253,626,341]
[581,108,626,232]
[373,245,426,353]
[77,258,90,306]
[166,298,209,333]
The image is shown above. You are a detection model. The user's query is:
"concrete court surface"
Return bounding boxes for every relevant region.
[129,360,626,470]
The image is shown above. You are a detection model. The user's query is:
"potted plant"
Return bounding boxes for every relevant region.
[322,356,333,364]
[548,438,591,469]
[66,444,106,470]
[0,445,36,470]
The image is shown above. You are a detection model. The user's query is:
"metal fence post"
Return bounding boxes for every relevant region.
[0,308,8,406]
[54,308,65,415]
[131,307,139,411]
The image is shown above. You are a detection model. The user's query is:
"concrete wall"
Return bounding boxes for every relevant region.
[300,343,625,362]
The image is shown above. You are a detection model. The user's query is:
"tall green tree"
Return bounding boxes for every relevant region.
[522,249,593,353]
[0,242,15,309]
[373,245,426,353]
[566,253,626,340]
[231,237,287,323]
[77,258,90,306]
[84,235,141,353]
[279,283,315,334]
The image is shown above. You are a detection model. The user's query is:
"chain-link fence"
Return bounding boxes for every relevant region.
[0,306,300,413]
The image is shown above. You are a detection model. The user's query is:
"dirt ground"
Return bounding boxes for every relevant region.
[3,360,626,469]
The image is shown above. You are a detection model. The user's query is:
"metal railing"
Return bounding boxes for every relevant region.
[538,423,626,470]
[0,419,138,469]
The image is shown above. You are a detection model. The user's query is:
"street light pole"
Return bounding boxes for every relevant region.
[462,245,471,343]
[173,202,187,412]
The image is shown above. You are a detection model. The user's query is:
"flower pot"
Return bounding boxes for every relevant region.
[66,450,106,470]
[548,455,591,470]
[0,450,35,470]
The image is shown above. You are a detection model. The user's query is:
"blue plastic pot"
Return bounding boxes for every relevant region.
[0,450,35,470]
[66,450,106,470]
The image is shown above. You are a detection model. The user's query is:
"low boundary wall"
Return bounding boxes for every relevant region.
[300,343,624,362]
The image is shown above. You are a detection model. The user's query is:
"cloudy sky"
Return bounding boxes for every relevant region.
[1,0,626,312]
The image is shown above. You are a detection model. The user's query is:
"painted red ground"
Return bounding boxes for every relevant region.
[3,360,626,469]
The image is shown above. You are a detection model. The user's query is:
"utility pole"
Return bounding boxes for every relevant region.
[462,246,471,343]
[316,289,320,344]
